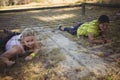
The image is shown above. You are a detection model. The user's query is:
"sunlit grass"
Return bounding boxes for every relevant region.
[34,14,76,21]
[0,4,120,80]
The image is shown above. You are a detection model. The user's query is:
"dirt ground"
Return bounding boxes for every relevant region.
[0,5,120,80]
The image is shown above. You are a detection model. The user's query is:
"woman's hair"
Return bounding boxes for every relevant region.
[20,28,36,40]
[98,15,109,24]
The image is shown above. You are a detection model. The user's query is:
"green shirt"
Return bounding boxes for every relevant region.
[77,20,99,37]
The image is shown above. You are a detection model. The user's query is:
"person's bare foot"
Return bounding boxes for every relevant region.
[6,61,15,67]
[3,29,12,34]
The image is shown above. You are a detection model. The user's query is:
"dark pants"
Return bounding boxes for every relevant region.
[0,32,20,51]
[64,22,83,35]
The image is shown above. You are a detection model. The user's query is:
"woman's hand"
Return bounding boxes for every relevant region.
[103,39,111,43]
[7,61,15,67]
[25,56,33,61]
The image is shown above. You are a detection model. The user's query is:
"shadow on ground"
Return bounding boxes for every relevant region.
[0,6,120,80]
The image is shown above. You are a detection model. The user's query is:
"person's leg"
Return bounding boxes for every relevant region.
[58,22,83,35]
[58,25,74,33]
[73,22,83,30]
[0,51,15,66]
[64,27,76,35]
[0,55,15,66]
[63,27,77,35]
[58,26,76,35]
[3,29,20,35]
[70,22,83,35]
[64,22,83,35]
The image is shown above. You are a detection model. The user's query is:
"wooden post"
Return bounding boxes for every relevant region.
[81,3,85,16]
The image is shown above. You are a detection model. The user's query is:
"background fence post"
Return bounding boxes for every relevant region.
[81,3,85,16]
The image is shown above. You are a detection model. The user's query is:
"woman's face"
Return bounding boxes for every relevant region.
[99,23,109,32]
[23,36,35,48]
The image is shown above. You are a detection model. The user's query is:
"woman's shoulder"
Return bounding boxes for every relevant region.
[89,19,98,24]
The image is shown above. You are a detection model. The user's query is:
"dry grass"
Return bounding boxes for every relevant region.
[0,48,65,80]
[0,5,120,80]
